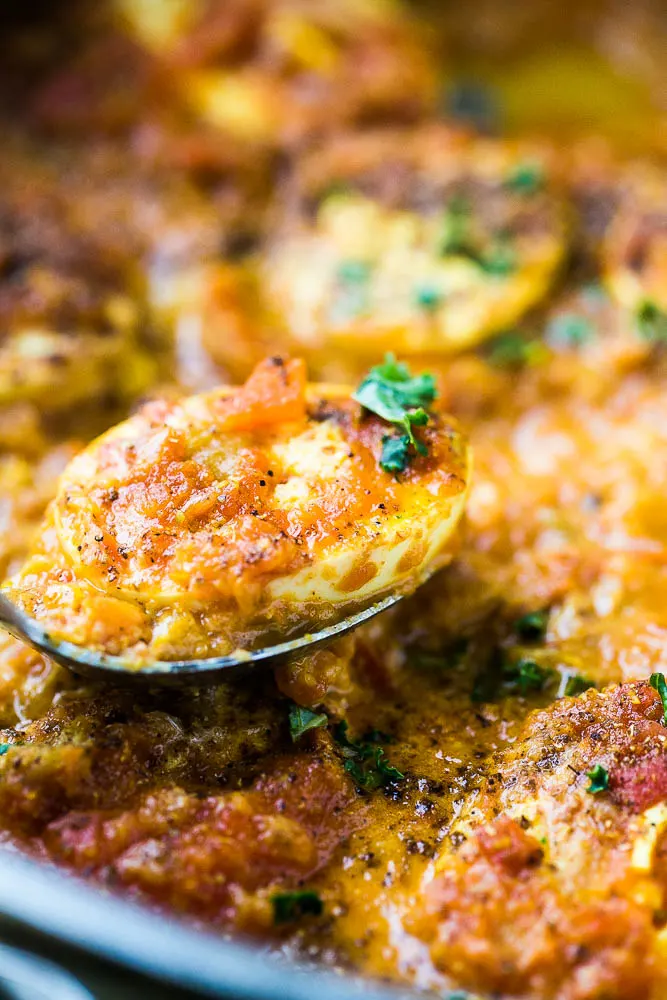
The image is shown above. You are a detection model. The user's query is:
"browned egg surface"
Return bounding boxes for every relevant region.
[5,356,468,663]
[1,2,667,999]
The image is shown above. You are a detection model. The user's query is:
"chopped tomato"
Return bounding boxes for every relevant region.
[214,356,307,432]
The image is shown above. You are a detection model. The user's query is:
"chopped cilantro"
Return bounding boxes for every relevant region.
[586,764,609,794]
[337,259,371,285]
[331,259,371,322]
[503,657,554,696]
[335,721,404,790]
[472,648,555,702]
[505,162,544,196]
[481,238,517,276]
[486,331,546,368]
[410,638,469,671]
[380,433,412,474]
[289,704,328,741]
[413,284,443,312]
[343,750,404,789]
[515,609,548,641]
[437,196,472,257]
[563,674,595,698]
[437,196,517,276]
[636,300,667,343]
[547,312,595,349]
[271,890,323,924]
[650,672,667,725]
[354,356,436,474]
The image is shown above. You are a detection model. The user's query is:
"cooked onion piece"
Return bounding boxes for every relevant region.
[6,357,469,665]
[261,129,567,357]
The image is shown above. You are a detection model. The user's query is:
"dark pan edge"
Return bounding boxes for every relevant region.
[0,848,429,1000]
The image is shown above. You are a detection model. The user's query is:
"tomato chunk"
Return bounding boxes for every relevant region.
[214,357,307,432]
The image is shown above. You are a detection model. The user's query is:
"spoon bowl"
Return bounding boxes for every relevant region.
[0,591,402,685]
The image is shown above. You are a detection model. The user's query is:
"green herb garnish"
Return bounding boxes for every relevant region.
[410,638,469,671]
[586,764,609,794]
[437,196,472,257]
[515,610,548,641]
[335,721,404,790]
[650,672,667,724]
[481,238,517,276]
[380,433,411,473]
[486,331,545,368]
[337,259,371,285]
[0,744,12,756]
[413,284,443,312]
[636,300,667,344]
[271,890,323,924]
[344,749,404,789]
[503,657,554,696]
[563,674,595,698]
[547,312,595,349]
[473,648,555,702]
[331,259,372,322]
[289,704,328,742]
[505,162,544,196]
[354,355,436,475]
[437,195,517,277]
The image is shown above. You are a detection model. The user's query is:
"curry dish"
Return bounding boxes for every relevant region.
[1,2,667,998]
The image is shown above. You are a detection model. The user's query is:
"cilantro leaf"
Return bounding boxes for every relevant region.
[335,721,404,790]
[505,162,544,196]
[409,637,469,671]
[331,259,371,322]
[343,748,404,789]
[563,674,595,698]
[586,764,609,794]
[547,312,595,349]
[0,744,12,756]
[289,704,327,741]
[486,331,546,368]
[354,355,436,473]
[337,259,371,285]
[437,198,516,277]
[355,355,436,414]
[515,609,549,641]
[503,657,554,696]
[437,197,473,257]
[636,300,667,344]
[271,890,323,924]
[380,433,411,474]
[472,647,555,703]
[650,672,667,725]
[481,238,517,276]
[413,284,443,312]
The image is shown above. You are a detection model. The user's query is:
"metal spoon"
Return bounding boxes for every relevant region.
[0,591,401,685]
